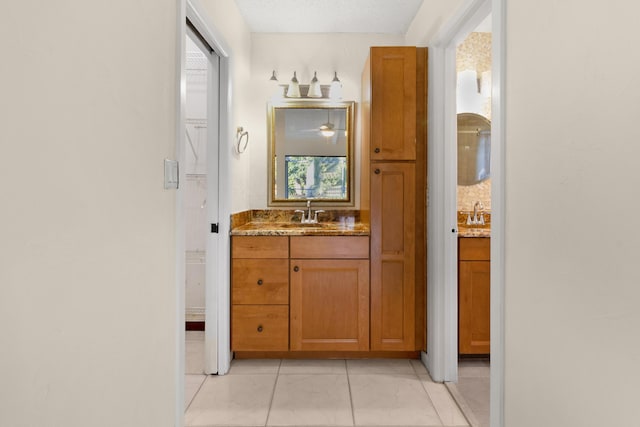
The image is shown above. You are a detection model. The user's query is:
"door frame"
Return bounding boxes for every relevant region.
[425,0,505,426]
[175,0,233,421]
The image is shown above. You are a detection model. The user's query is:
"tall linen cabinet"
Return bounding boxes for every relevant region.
[361,46,427,351]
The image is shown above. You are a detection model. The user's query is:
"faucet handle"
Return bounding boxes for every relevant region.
[313,210,325,222]
[294,209,306,223]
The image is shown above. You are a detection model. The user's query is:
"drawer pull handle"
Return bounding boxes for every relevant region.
[257,325,263,333]
[374,147,380,153]
[293,266,299,272]
[257,279,263,286]
[374,168,380,174]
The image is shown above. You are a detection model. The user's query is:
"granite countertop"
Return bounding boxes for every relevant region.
[458,226,491,238]
[230,209,369,236]
[230,221,370,236]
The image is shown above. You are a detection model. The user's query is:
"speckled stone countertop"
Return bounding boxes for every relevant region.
[458,226,491,238]
[230,209,370,236]
[457,211,491,237]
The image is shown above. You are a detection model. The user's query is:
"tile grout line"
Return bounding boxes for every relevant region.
[264,359,283,427]
[184,374,208,414]
[345,360,357,426]
[412,361,450,427]
[444,381,478,427]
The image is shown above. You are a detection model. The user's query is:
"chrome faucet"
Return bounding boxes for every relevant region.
[295,201,324,224]
[472,201,484,225]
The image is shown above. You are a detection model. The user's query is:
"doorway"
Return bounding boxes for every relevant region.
[177,3,234,421]
[183,23,220,378]
[426,0,504,426]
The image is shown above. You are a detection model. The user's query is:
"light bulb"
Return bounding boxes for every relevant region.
[286,71,301,98]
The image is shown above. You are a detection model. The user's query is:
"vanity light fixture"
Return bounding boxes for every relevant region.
[330,71,342,100]
[307,71,323,98]
[286,71,301,98]
[268,70,282,98]
[270,70,341,99]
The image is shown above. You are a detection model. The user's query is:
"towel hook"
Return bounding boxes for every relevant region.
[236,126,249,154]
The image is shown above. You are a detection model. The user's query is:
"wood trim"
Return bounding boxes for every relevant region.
[234,351,421,359]
[415,47,428,351]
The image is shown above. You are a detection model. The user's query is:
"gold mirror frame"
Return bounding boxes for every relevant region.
[267,100,356,207]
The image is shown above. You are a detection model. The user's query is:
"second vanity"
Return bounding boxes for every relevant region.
[458,217,491,355]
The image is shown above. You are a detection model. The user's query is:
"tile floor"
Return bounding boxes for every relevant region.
[445,360,490,427]
[184,333,469,427]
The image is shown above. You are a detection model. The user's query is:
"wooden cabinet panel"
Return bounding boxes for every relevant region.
[370,47,417,161]
[290,236,369,259]
[370,163,416,350]
[232,305,288,351]
[232,236,288,259]
[232,259,289,305]
[290,259,369,351]
[459,260,490,354]
[459,237,490,261]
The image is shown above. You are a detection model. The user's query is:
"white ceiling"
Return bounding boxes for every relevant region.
[234,0,424,34]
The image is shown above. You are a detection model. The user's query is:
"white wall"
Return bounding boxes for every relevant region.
[200,0,253,213]
[405,0,465,45]
[0,1,178,426]
[504,1,640,425]
[246,33,404,208]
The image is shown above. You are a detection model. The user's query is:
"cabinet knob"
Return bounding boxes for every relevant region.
[293,266,299,272]
[374,168,380,174]
[374,147,380,153]
[257,325,263,333]
[257,279,263,286]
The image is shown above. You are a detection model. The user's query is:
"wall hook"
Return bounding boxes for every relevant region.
[236,126,249,154]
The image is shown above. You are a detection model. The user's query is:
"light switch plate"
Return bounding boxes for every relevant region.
[164,159,179,189]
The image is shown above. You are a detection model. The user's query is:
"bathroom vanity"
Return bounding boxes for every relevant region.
[458,235,491,355]
[229,46,428,359]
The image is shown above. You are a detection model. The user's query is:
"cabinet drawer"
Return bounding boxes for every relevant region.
[232,305,289,351]
[459,237,490,261]
[232,236,289,259]
[232,259,289,305]
[290,236,369,259]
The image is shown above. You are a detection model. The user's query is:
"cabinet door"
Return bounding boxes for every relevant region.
[370,47,417,161]
[459,261,490,354]
[370,162,416,350]
[290,259,369,351]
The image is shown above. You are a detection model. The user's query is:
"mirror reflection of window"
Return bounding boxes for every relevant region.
[268,101,355,206]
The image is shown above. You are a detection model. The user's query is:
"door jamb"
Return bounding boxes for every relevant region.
[425,0,505,426]
[175,0,233,422]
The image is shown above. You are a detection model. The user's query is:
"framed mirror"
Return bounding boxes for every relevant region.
[267,101,355,206]
[457,112,491,186]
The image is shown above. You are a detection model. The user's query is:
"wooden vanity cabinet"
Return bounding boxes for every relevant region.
[231,236,289,351]
[458,237,490,355]
[370,162,416,350]
[290,236,370,351]
[362,46,427,352]
[369,46,417,161]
